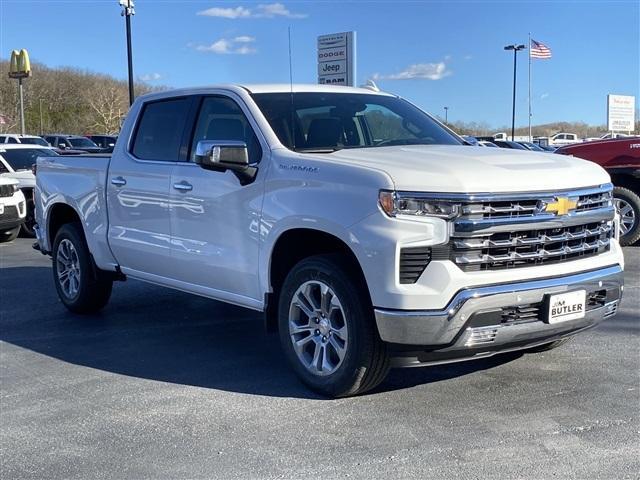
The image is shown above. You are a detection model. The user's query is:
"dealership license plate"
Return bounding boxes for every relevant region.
[547,290,586,324]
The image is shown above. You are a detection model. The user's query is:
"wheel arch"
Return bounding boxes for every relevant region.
[264,227,371,332]
[47,202,83,248]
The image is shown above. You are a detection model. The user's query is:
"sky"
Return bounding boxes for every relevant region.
[1,0,638,128]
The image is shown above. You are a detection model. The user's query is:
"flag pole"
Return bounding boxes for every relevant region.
[528,32,532,142]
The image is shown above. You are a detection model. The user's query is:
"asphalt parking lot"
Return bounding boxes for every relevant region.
[1,238,638,479]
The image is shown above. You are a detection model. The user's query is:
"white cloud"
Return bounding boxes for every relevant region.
[233,35,255,43]
[138,72,163,82]
[196,3,307,19]
[373,62,452,81]
[197,6,251,19]
[540,93,550,100]
[255,3,307,18]
[195,37,257,55]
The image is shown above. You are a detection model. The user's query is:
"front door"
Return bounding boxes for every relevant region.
[168,95,266,307]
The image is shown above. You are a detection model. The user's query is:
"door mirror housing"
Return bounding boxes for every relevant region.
[194,140,257,185]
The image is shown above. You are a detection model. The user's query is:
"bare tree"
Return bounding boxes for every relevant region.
[88,85,128,134]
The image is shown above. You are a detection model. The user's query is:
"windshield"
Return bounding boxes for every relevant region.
[68,137,99,148]
[0,148,58,170]
[251,92,463,152]
[20,137,49,146]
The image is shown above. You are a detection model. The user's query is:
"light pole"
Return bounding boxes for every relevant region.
[118,0,135,106]
[504,44,526,141]
[444,106,449,124]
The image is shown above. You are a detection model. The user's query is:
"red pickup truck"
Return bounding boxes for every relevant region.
[557,138,640,246]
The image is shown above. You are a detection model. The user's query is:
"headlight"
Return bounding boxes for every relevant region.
[379,190,461,219]
[11,184,19,194]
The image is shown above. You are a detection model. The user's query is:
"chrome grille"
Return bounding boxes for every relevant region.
[447,184,615,271]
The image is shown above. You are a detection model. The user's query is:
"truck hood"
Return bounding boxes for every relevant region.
[323,145,610,193]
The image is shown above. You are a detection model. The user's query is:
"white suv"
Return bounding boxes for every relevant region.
[0,134,50,147]
[0,176,26,242]
[0,144,58,237]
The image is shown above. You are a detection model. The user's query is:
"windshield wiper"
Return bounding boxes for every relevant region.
[295,147,343,153]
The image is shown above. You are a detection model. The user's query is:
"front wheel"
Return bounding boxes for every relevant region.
[613,186,640,246]
[52,223,113,314]
[278,254,389,397]
[0,226,21,243]
[19,199,36,238]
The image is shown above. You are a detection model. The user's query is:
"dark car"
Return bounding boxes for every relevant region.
[517,141,546,152]
[493,140,528,150]
[43,135,106,154]
[87,135,118,153]
[556,138,640,245]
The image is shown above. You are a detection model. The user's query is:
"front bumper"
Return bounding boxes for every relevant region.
[374,265,623,354]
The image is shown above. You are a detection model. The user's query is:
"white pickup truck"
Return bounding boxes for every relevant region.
[35,84,625,397]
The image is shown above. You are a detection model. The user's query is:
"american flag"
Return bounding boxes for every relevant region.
[530,39,552,59]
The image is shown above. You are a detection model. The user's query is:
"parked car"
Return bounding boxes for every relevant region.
[35,84,623,397]
[517,141,545,152]
[478,140,498,147]
[0,176,26,242]
[556,138,640,245]
[493,140,528,150]
[549,132,580,146]
[492,132,508,141]
[86,135,118,152]
[0,134,49,147]
[0,145,58,237]
[538,145,557,152]
[43,135,105,153]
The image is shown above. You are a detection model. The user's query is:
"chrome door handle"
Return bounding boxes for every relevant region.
[173,181,193,192]
[111,176,126,187]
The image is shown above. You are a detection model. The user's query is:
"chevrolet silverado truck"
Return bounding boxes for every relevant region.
[556,137,640,246]
[35,85,625,397]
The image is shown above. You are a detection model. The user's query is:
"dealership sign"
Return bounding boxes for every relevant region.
[317,32,356,86]
[607,94,635,132]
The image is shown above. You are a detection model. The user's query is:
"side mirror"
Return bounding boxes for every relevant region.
[194,140,257,185]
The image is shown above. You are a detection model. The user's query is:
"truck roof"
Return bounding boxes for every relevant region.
[137,83,394,103]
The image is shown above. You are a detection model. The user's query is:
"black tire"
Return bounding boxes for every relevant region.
[525,337,571,353]
[278,254,390,398]
[52,222,113,314]
[19,199,36,238]
[613,186,640,246]
[0,226,21,243]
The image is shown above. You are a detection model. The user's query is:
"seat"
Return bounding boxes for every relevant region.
[306,118,343,148]
[205,118,245,141]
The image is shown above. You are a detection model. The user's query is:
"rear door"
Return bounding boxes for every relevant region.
[167,94,267,305]
[107,96,192,277]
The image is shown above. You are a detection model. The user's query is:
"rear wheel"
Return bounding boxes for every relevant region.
[278,254,389,397]
[52,223,113,313]
[613,186,640,246]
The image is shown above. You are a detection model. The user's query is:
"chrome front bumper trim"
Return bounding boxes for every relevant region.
[374,265,623,346]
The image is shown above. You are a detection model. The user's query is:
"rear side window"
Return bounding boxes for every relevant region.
[132,98,190,161]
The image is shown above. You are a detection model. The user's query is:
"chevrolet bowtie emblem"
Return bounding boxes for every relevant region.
[545,197,577,215]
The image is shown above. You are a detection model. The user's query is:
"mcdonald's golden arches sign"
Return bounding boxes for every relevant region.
[8,49,31,79]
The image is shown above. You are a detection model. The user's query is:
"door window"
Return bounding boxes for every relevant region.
[132,97,191,161]
[189,96,262,164]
